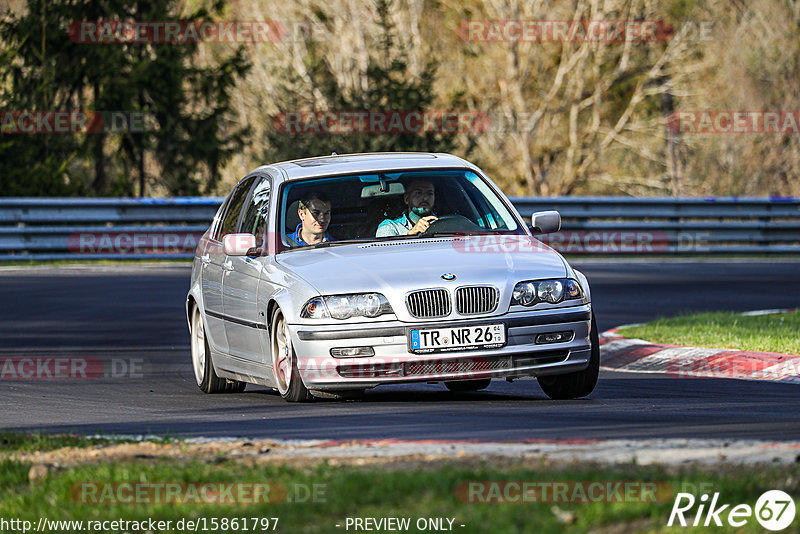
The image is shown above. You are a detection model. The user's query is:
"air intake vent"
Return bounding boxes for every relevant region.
[456,286,499,315]
[406,289,451,318]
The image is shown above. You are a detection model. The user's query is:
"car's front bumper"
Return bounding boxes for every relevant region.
[289,305,593,390]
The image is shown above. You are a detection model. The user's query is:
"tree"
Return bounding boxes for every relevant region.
[0,1,88,196]
[262,0,460,162]
[445,0,710,196]
[0,0,250,196]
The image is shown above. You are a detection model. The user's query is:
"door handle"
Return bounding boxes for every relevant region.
[200,254,211,265]
[222,261,234,272]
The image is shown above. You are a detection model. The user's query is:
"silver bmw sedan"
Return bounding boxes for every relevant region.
[186,152,598,402]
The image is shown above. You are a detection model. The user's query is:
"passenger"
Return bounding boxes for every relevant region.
[375,178,438,237]
[286,192,335,246]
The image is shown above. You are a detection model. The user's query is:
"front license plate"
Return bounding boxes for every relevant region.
[408,323,506,354]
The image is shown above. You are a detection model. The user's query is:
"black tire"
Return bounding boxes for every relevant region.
[270,307,313,403]
[190,305,246,394]
[537,312,600,399]
[444,379,492,392]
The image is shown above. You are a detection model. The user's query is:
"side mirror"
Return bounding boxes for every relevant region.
[531,211,561,235]
[223,233,257,256]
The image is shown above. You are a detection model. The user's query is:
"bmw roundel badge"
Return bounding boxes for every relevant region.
[441,273,456,281]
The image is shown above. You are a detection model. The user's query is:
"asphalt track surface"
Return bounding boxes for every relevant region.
[1,261,799,441]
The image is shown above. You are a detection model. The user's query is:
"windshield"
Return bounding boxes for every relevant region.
[277,169,525,252]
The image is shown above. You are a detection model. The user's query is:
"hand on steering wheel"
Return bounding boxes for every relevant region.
[416,214,483,236]
[407,215,439,235]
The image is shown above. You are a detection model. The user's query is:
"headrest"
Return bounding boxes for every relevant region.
[285,200,301,233]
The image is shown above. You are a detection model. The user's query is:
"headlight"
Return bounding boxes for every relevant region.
[511,282,536,306]
[511,278,583,306]
[537,280,563,303]
[301,293,393,319]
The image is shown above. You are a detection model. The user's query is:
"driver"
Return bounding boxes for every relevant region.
[287,192,336,247]
[376,178,438,237]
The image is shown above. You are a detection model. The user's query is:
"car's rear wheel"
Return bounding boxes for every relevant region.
[271,307,313,403]
[191,305,246,393]
[444,379,491,392]
[537,312,599,399]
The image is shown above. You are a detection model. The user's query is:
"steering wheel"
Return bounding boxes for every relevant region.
[420,214,482,235]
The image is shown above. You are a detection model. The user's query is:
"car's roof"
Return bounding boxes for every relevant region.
[251,152,480,181]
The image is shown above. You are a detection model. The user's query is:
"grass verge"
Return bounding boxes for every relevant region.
[0,432,169,452]
[617,310,800,355]
[1,455,798,533]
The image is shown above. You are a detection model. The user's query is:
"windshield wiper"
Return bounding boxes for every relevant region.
[313,238,377,248]
[418,231,477,238]
[308,234,464,249]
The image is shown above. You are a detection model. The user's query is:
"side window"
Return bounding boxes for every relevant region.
[209,197,231,242]
[240,176,271,247]
[219,176,257,238]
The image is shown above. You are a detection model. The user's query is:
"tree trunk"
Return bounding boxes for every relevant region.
[661,79,684,196]
[91,84,106,195]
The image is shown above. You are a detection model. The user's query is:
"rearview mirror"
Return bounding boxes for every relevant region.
[361,182,405,197]
[223,233,257,256]
[531,211,561,235]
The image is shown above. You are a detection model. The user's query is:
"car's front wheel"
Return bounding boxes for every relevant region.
[191,305,246,393]
[537,312,600,400]
[270,307,313,403]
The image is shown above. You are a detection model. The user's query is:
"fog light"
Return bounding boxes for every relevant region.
[535,331,573,344]
[330,347,375,358]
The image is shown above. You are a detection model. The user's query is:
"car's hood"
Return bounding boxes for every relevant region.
[275,235,567,296]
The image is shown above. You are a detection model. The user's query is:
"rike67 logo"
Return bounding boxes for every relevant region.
[668,490,796,531]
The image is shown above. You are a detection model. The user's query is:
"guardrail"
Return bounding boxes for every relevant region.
[0,197,798,260]
[514,197,800,255]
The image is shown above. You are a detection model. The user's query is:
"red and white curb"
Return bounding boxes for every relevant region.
[599,326,800,383]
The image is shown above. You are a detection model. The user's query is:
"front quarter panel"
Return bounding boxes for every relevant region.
[186,229,212,329]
